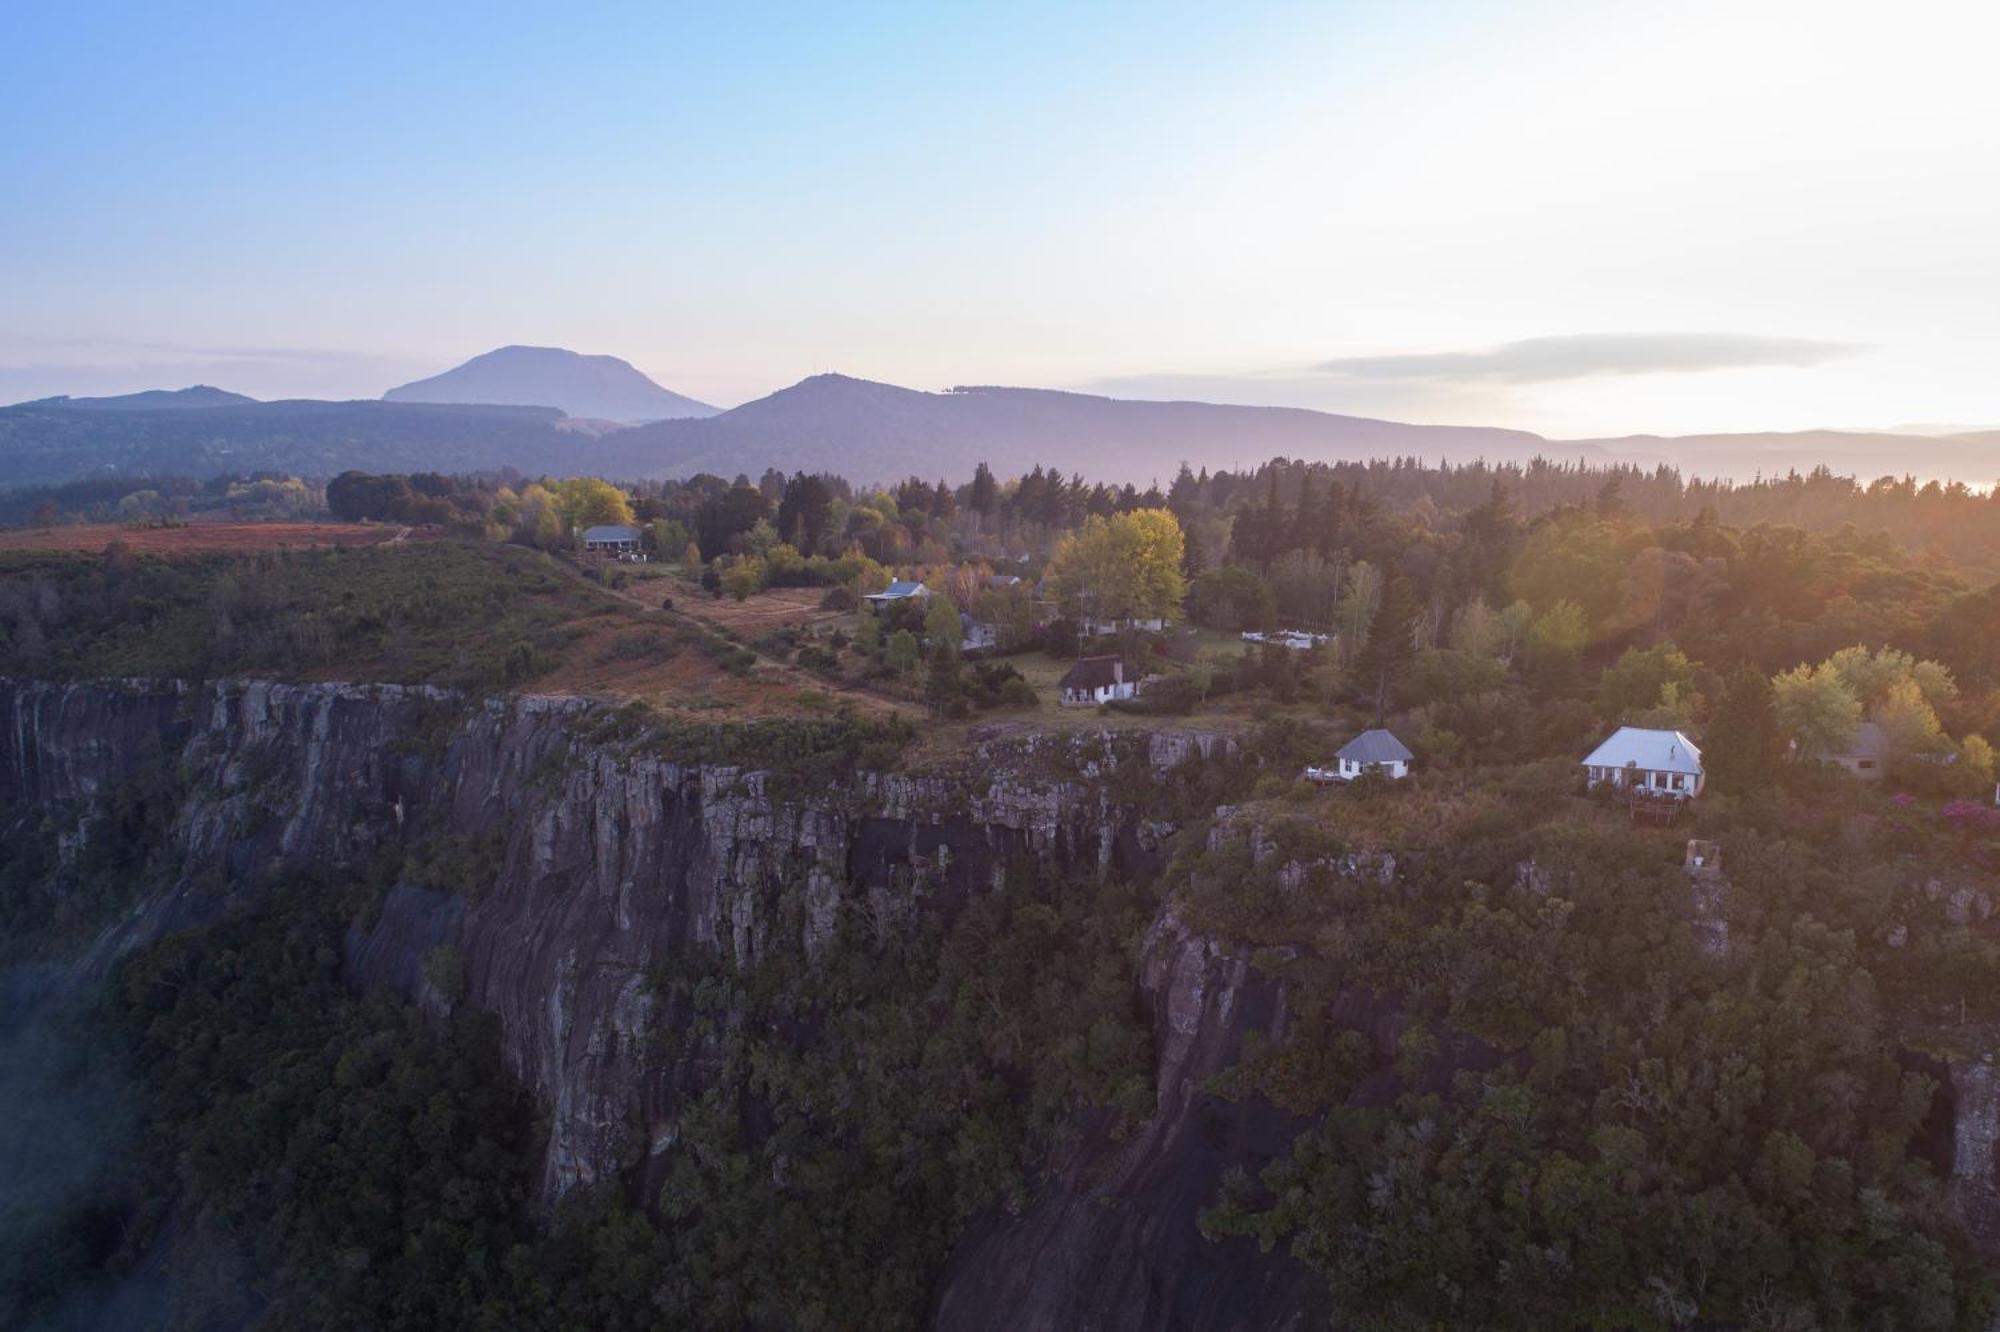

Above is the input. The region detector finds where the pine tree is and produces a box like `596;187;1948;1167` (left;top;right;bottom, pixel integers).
1290;471;1320;555
1167;462;1200;516
968;462;998;515
1356;573;1419;724
1181;523;1207;579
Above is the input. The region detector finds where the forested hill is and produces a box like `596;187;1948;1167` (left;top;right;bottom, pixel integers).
604;375;1559;483
11;385;256;411
0;398;583;487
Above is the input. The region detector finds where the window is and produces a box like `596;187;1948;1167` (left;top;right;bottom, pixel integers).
1857;759;1877;770
1670;773;1684;791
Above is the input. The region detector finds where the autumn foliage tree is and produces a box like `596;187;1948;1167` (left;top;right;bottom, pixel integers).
1046;508;1187;628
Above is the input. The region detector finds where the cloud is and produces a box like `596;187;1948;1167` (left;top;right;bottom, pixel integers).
1315;332;1862;383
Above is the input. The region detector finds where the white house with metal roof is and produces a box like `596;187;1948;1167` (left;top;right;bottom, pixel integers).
864;579;930;607
582;524;641;555
1581;726;1704;799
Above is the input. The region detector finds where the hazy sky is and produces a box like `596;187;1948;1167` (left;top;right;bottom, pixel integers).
4;0;1997;438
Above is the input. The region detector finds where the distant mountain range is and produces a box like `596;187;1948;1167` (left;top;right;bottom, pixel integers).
16;385;257;412
383;345;718;423
602;374;1560;483
2;358;1993;491
0;398;578;488
1583;429;2000;484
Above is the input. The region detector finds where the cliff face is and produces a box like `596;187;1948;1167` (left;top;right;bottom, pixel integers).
13;679;1998;1327
0;680;1250;1210
933;904;1332;1330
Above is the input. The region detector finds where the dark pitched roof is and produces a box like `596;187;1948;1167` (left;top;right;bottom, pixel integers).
1817;720;1887;761
1337;728;1413;763
1059;656;1124;691
582;524;640;543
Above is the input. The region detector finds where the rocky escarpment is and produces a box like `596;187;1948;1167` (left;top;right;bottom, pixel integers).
933;905;1333;1330
0;679;1237;1207
16;677;2000;1325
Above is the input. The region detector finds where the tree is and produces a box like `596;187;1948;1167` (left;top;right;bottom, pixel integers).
1826;645;1910;705
1874;677;1946;761
1495;600;1535;667
777;473;835;554
1449;598;1501;657
968;462;998;516
721;559;766;601
1188;566;1275;632
1526;600;1588;686
1231;471;1289;569
923;595;965;714
553;477;634;532
923;593;962;660
515;483;565;549
1956;734;1997;798
1336;562;1382;666
1181;523;1207;580
884;629;920;677
1124;508;1188;623
853;605;882;653
1598;644;1695;722
1509;518;1626;627
1706;666;1782;792
1046;509;1187;628
1355;573;1418;723
696;483;772;559
1772;662;1862;759
648;518;692;555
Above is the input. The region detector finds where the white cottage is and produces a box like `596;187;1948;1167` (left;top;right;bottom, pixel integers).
864;579;930;607
1058;655;1135;706
1308;729;1413;783
1581;726;1704;799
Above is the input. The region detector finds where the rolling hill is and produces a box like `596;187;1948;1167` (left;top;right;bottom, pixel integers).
10;385;257;411
384;345;717;422
0;398;580;488
593;374;1563;482
0;369;1992;491
1576;428;2000;485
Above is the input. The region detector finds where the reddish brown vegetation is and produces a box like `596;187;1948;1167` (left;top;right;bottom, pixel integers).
0;521;417;556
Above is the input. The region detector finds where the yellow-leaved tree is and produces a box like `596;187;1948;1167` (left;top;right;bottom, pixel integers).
1047;508;1186;628
551;477;634;533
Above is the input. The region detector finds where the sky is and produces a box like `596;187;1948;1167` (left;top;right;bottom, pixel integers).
3;0;1998;439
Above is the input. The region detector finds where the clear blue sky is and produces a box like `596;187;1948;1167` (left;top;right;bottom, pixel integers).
5;0;1997;436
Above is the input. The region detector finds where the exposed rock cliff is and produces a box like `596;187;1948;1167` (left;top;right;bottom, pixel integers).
0;679;1235;1207
933;905;1332;1330
15;678;1998;1325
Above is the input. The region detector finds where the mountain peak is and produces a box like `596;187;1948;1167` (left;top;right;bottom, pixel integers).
384;346;718;423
